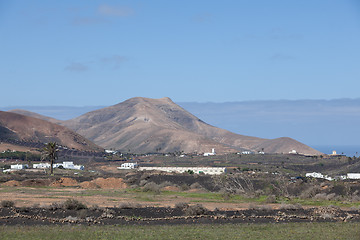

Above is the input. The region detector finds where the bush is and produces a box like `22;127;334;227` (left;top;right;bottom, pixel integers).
314;193;337;201
265;195;277;203
48;202;62;210
119;202;142;209
89;204;101;211
77;209;88;219
139;180;148;186
1;200;15;208
299;185;322;199
159;181;175;188
184;204;209;216
190;182;202;189
279;203;303;210
222;192;231;200
180;184;190;191
249;204;272;211
142;182;161;194
62;199;87;210
174;202;189;210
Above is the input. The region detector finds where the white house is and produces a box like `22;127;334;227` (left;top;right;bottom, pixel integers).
10;164;28;170
289;150;297;154
239;151;253;155
105;150;117;154
347;173;360;180
204;148;216;156
53;161;84;170
33;163;51;169
305;172;333;181
117;162;138;169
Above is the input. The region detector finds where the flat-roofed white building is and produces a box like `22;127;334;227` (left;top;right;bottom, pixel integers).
347;173;360;179
204;148;216;156
139;167;226;175
33;163;51;169
117;162;138;169
53;161;84;170
10;164;28;170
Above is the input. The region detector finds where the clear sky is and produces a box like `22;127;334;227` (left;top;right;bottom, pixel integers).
1;0;360;106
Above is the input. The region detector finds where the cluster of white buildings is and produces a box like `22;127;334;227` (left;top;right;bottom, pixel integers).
10;164;29;170
306;172;360;181
3;161;84;172
305;172;334;181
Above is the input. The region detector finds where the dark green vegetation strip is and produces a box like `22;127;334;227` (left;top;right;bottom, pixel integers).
0;222;359;240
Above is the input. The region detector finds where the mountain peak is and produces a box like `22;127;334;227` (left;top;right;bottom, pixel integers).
63;97;321;155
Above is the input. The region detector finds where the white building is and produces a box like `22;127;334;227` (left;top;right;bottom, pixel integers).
240;151;253;155
10;164;28;170
347;173;360;180
53;161;84;170
204;148;216;156
33;163;51;169
331;150;338;155
105;150;117;154
117;162;138;169
305;172;333;181
139;167;226;175
289;150;297;154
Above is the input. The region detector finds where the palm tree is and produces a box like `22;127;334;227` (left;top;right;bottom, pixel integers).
42;142;58;175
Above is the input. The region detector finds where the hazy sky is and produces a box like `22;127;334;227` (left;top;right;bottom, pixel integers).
1;0;360;106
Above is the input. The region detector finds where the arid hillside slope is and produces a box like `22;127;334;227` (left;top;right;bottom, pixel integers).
0;111;103;152
63;97;237;154
8;109;62;125
63;97;321;155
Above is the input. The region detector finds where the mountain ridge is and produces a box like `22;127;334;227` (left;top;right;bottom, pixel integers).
62;97;321;155
0;111;103;152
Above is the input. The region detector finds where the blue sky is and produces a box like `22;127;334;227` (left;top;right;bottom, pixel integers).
1;0;360;106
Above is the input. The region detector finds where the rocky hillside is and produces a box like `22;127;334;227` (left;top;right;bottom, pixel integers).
63;97;321;155
0;111;103;152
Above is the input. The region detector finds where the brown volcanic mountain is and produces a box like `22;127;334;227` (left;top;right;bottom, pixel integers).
0;111;103;152
63;97;321;155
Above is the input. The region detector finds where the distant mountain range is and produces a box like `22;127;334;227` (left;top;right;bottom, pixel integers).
7;97;321;155
3;98;359;148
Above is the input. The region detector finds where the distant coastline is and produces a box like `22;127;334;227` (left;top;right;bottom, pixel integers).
312;145;360;157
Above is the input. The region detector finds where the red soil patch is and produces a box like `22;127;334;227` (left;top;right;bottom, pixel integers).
21;179;52;187
79;177;127;189
162;186;180;191
79;181;99;189
2;180;21;187
50;177;78;187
